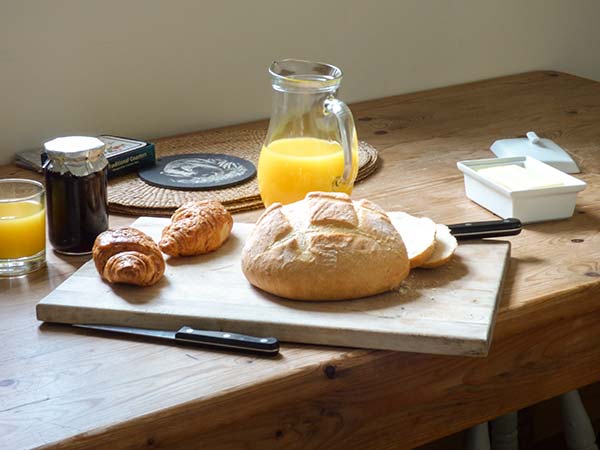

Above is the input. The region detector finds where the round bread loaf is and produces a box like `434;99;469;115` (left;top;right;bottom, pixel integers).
241;192;410;301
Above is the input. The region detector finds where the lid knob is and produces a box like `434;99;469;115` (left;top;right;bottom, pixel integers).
526;131;541;145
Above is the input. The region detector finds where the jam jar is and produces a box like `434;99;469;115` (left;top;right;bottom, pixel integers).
43;136;109;255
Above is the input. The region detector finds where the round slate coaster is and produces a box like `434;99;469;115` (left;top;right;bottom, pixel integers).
138;153;256;190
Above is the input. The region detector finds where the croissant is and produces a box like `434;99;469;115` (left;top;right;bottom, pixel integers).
92;227;165;286
159;200;233;257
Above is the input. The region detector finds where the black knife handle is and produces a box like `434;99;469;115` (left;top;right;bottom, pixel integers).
447;218;522;240
175;327;280;354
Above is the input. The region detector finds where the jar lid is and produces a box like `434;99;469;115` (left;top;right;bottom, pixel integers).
44;136;105;159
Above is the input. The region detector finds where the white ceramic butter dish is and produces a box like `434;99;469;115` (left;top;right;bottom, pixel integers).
457;156;586;223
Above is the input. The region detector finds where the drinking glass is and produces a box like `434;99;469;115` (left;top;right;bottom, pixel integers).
0;179;46;276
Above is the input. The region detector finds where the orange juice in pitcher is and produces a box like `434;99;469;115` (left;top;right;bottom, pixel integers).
258;59;359;207
258;137;358;206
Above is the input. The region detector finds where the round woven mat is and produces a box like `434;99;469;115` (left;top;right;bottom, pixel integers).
108;129;379;216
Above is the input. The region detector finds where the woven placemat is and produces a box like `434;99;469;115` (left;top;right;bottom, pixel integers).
108;129;379;217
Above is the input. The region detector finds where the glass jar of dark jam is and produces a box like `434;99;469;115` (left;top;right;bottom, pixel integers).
43;136;109;255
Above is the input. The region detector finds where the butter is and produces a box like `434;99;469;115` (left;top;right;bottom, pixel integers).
478;164;564;191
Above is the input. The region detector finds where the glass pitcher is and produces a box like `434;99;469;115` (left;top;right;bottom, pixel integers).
258;59;359;207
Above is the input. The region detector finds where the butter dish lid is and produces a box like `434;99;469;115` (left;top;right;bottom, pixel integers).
490;131;580;174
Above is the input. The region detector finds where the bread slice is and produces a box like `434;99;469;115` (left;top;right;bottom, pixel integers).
388;212;437;268
420;223;458;268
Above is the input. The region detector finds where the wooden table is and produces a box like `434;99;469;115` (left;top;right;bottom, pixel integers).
1;71;599;450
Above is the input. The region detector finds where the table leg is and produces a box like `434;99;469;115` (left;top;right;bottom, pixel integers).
466;422;491;450
490;411;519;450
560;390;598;450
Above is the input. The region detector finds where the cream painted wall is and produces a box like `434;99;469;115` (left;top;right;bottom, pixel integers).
2;0;600;164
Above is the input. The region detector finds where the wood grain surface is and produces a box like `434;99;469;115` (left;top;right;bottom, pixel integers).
36;216;509;356
1;71;600;450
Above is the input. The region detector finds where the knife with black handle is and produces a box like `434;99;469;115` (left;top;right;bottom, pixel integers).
447;218;522;240
74;324;280;355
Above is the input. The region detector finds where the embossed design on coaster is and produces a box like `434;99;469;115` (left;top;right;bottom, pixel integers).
139;153;256;190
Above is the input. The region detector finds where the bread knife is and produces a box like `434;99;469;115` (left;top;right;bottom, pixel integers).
447;218;522;240
73;324;280;355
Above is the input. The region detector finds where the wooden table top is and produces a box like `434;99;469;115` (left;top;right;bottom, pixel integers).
1;71;599;450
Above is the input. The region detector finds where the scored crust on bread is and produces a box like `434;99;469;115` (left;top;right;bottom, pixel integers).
388;211;437;268
420;223;458;268
241;192;410;301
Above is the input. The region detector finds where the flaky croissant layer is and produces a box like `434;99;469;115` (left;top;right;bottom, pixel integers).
93;228;165;286
103;251;162;286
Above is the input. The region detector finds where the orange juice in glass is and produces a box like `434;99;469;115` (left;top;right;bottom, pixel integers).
258;59;359;207
0;179;46;276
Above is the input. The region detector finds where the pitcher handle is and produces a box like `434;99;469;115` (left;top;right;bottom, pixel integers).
324;97;356;189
